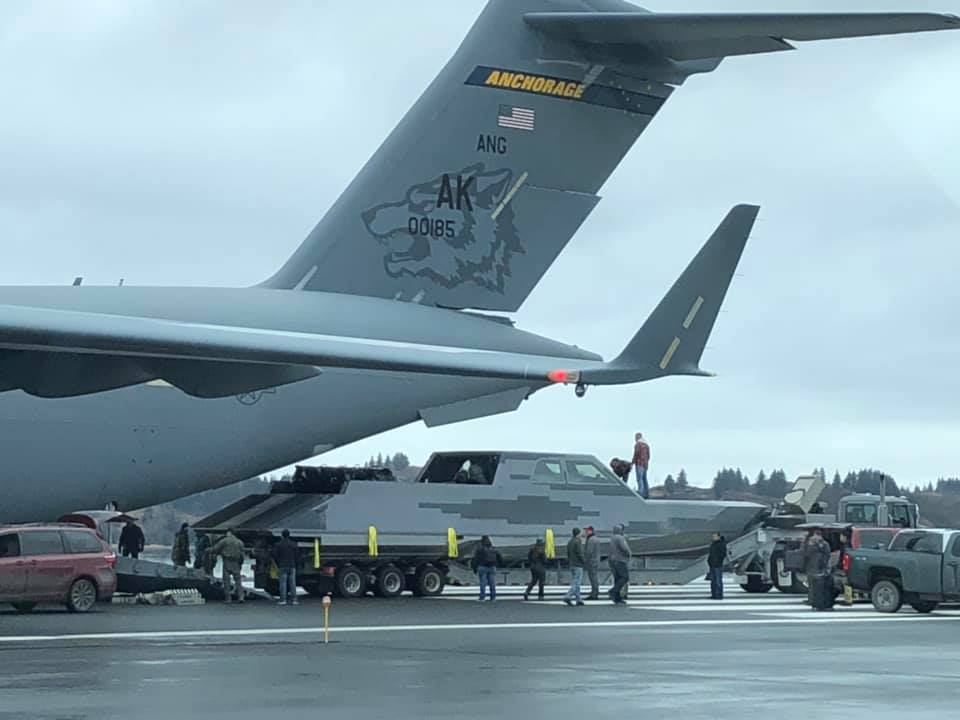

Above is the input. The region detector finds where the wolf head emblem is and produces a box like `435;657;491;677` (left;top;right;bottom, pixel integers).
361;163;524;292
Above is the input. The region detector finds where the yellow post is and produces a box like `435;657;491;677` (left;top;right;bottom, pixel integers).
447;528;459;558
843;583;854;606
322;595;331;644
313;538;321;569
368;526;379;558
545;529;556;560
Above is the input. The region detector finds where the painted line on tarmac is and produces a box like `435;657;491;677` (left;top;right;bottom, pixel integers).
2;614;959;644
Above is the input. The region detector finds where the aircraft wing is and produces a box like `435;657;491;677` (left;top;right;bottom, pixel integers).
0;204;758;398
524;12;960;60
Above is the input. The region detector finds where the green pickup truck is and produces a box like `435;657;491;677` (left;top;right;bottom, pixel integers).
846;529;960;613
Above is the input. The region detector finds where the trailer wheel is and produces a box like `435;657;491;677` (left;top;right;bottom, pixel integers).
871;579;903;613
413;565;445;597
374;565;405;598
335;565;368;598
739;575;773;593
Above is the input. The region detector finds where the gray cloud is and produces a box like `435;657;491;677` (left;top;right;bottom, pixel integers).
1;1;958;489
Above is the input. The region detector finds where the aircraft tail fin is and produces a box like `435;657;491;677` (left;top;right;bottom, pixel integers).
262;1;955;312
579;205;758;386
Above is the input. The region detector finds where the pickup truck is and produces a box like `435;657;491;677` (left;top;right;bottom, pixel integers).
846;529;960;613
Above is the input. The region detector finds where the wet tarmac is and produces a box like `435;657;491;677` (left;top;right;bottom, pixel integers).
2;581;958;720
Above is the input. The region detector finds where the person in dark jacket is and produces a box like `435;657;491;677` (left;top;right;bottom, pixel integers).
583;526;602;600
608;524;632;605
803;529;832;607
524;538;547;601
707;532;727;600
171;523;191;567
564;528;585;606
271;529;300;606
118;518;145;559
471;535;502;602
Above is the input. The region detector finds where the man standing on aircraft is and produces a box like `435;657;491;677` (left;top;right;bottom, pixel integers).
632;433;651;499
118;518;145;560
211;529;247;604
564;528;585;607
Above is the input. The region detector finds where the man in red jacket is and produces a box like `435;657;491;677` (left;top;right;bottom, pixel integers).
632;433;650;499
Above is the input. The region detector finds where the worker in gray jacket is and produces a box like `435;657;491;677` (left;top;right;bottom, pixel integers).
608;524;632;605
583;525;602;600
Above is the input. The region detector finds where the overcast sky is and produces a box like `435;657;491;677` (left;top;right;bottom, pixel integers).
1;1;958;490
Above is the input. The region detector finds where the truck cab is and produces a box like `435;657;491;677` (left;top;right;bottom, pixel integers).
837;494;918;529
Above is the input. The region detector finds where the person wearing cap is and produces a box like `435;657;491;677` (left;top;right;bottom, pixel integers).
583;525;602;600
524;538;547;601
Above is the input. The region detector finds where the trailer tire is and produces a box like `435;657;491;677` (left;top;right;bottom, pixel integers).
413;565;445;597
374;565;405;598
335;565;368;598
740;575;773;593
871;579;903;613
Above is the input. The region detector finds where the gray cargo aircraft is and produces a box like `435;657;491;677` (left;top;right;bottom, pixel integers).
1;2;957;521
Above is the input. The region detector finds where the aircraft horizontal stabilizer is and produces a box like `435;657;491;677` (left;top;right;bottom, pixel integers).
0;206;756;397
524;12;960;61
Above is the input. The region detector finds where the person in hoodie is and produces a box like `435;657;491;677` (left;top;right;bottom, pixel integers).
608;524;632;605
708;532;728;600
271;529;300;606
471;535;503;602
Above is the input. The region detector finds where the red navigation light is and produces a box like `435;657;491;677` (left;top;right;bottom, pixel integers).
547;370;580;384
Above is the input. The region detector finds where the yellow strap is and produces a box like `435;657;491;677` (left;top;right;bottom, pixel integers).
268;560;278;580
545;529;556;559
447;528;459;558
368;526;379;558
314;538;321;569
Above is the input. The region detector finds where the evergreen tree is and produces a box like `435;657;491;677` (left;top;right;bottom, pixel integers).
375;453;384;467
677;469;689;490
832;471;842;489
754;470;769;496
925;482;935;493
664;474;676;496
768;469;789;498
392;452;411;472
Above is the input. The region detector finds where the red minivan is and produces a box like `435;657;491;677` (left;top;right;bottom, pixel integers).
0;524;117;613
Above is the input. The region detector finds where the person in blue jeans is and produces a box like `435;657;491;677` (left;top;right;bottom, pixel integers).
471;535;503;602
707;532;727;600
271;529;300;606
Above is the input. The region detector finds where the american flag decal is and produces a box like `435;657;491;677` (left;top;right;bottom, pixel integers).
497;104;535;131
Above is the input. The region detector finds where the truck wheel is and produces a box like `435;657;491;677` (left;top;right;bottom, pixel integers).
374;565;405;598
740;576;773;594
12;602;36;614
413;565;445;597
871;579;903;613
66;578;98;613
335;565;367;598
910;601;938;614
